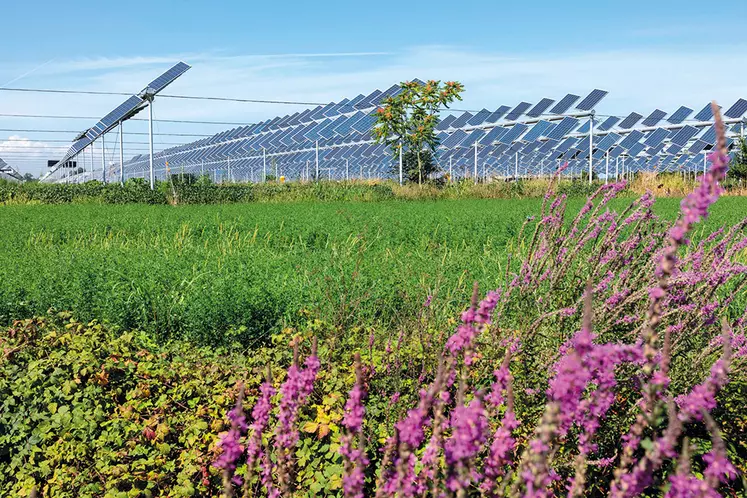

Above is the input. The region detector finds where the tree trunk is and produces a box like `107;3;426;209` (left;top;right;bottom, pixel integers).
417;149;422;185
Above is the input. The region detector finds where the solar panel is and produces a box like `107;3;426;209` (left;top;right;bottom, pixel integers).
436;114;457;130
619;130;644;149
667;106;693;124
499;123;529;143
441;130;469;148
450;112;474;129
505;102;532;121
725;98;747;118
546;117;580;140
467;109;491;126
550;94;580;114
478;126;508;145
522;141;542;154
628;142;645;157
666;144;683;155
98;95;144;129
523;121;555;142
643;128;669;147
694;103;717;122
700;125;717;144
618;112;643;129
486;106;511;123
647;143;666;156
461;129;486;147
594;132;621;152
142;62;191;94
670;125;700;146
576;89;608;111
526;98;555;117
688;140;709;154
641;109;667;127
597;116;620;131
538;139;559;153
555;137;577;153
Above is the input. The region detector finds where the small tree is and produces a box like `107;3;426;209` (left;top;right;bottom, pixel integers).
729;137;747;180
390;148;437;183
373;80;464;184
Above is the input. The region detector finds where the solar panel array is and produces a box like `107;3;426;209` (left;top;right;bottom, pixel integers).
0;158;23;182
48;82;747;184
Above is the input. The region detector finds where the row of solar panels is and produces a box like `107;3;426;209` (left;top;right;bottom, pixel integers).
0;158;23;182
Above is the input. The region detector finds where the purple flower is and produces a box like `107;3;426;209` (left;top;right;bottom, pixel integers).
444;397;488;492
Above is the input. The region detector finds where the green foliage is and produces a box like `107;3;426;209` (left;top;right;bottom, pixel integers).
374;79;464;184
729;137;747;181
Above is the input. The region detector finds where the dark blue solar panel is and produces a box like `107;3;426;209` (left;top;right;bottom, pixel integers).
576;89;608;111
549;94;580;114
688;140;708;154
498;124;529;143
700;125;717;144
357;89;383;109
350;114;376;133
538;139;559;153
505;102;532;121
461;129;486;147
508;141;523;153
667;106;693;124
595;132;621;152
670;125;700;146
555;137;577;153
450;112;474;129
618;112;643;129
647;143;666;156
628;142;645;157
546;117;580;140
597;116;620;131
144;62;191;94
643;128;669;147
523;121;555;142
522;141;542;154
486;106;511;123
694;104;716;122
436;114;457;130
526;98;555;117
641;109;667;127
98;95;144;130
725;98;747;118
441;130;468;148
619;130;644;149
333;112;365;135
478;126;509;145
666;144;683;155
316;119;340;139
608;146;624;158
467;109;491;126
346;94;367;109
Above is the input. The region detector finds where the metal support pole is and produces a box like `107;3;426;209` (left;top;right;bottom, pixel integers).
703;154;707;176
605;150;609;184
398;142;403;185
315;141;319;180
101;134;106;184
346;159;349;181
90;141;94;174
119;122;124;185
514;152;518;180
148;99;155;189
201;160;204;177
359;161;363;179
473;142;478;184
588;113;594;184
263;148;267;182
615;157;619;180
449;156;453;181
227;156;231;182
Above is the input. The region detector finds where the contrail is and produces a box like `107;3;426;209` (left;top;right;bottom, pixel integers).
1;58;56;88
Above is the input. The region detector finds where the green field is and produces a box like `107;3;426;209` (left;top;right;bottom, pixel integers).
2;197;746;345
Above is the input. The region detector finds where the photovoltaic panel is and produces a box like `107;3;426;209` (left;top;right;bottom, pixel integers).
608;146;624;158
98;95;144;130
576;89;608;111
594;132;621;152
555;137;577;153
526;98;555;117
441;130;468;148
467;109;491;126
351;114;376;133
618;130;644;149
549;94;580;114
486;106;511;123
436;114;457;130
700;125;717;144
666;144;683;155
724;98;747;118
628;142;645;157
546;117;580;140
450;112;474;129
618;112;643;129
641;109;667;127
143;62;191;94
670;125;699;146
478;126;509;145
498;123;529;143
688;140;708;154
694;103;718;122
505;102;532;121
523;121;555;142
647;143;666;156
538;139;559;153
667;106;693;124
643;128;669;147
461;129;486;147
597;116;620;131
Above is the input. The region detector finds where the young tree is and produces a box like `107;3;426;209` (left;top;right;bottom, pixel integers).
729;137;747;180
373;80;464;184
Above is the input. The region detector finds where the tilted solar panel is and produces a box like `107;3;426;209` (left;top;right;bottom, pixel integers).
478;126;509;146
694;103;718;122
618;130;645;149
526;98;555;117
670;125;700;146
499;124;529;144
546;117;580;140
597;116;620;131
618;112;643;129
143;62;191;94
550;94;580;114
467;109;491;126
450;112;474;129
643;128;669;147
461;129;486;147
576;89;608;111
725;98;747;118
505;102;532;121
667;106;693;124
641;109;667;127
486;106;511;123
441;129;469;148
688;140;708;154
700;125;717;144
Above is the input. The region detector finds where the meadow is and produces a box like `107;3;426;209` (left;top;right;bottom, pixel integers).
2;197;747;346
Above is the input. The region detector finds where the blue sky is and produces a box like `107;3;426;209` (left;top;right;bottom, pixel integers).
2;0;746;174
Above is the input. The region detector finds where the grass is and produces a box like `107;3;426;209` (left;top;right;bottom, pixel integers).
2;196;746;345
